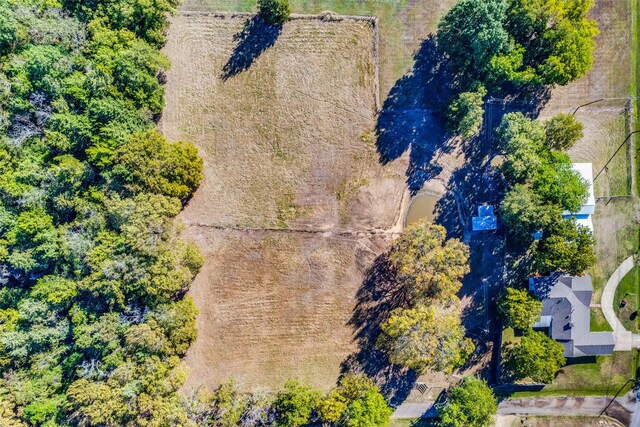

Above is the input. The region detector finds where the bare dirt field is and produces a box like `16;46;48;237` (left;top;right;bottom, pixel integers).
180;226;392;389
160;14;408;391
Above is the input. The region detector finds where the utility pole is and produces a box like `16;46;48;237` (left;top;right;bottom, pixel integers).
594;130;640;181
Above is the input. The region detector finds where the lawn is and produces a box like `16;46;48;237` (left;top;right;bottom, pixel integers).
505;351;637;398
614;266;639;333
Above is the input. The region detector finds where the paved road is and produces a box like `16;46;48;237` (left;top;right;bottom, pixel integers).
392;393;637;420
601;255;640;351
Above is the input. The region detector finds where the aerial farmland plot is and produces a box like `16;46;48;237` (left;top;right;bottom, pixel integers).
160;12;409;390
164;0;639;405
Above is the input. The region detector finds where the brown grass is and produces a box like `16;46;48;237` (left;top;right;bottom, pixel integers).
161;15;407;391
160;14;405;232
180;227;392;390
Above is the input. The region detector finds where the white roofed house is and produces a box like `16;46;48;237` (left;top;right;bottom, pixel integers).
562;163;596;233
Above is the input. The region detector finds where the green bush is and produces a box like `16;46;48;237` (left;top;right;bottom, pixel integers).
258;0;291;25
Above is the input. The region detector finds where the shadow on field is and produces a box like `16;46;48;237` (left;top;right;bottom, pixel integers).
221;16;282;81
342;254;418;405
375;36;455;195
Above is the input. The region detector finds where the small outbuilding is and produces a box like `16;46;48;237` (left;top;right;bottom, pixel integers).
563;163;596;232
472;205;497;231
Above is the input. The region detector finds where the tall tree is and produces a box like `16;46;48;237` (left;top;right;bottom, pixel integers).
438;377;498;427
318;375;391;427
534;218;596;275
437;0;509;82
508;330;566;383
497;287;542;330
545;113;584;150
446;86;487;140
377;304;474;374
389;220;469;303
273;380;320;427
257;0;291;25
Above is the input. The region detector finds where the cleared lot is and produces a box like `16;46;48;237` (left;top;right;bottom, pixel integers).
161;14;406;390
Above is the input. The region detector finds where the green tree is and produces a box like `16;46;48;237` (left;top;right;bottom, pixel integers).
273;379;320;427
505;0;599;86
497;287;542;330
438;377;497;427
377;305;474;374
508;330;566;383
0;3;17;54
499;184;561;243
534;218;596;275
437;0;509;81
318;375;391;427
112;130;203;200
545;113;584;150
258;0;291;26
446;86;487;140
389;220;469;303
530;151;588;213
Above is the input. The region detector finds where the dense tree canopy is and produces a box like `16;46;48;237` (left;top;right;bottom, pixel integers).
377;304;474;374
437;0;509;81
0;0;207;424
438;377;498;427
273;380;321;427
438;0;598;91
497;287;541;330
446;86;487;140
318;375;391;427
389;220;469;303
508;330;566;383
497;113;589;250
534;218;596;275
544;113;584;150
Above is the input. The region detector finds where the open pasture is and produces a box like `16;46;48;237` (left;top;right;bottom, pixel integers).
161;13;409;391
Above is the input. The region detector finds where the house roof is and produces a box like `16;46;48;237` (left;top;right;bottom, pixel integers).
472;205;497;231
529;274;615;357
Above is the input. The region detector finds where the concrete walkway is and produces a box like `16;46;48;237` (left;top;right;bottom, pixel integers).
601;255;640;350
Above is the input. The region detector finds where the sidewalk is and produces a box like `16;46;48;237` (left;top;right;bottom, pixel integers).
601;255;639;350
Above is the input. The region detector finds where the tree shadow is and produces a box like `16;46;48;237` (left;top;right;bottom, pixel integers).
341;254;418;405
375;35;455;195
221;16;282;81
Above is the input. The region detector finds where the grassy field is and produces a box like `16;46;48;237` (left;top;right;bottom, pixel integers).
179;0;458;98
615;266;639;333
163;0;640;397
160;14;404;231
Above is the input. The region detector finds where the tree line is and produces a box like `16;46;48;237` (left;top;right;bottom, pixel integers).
0;0;205;424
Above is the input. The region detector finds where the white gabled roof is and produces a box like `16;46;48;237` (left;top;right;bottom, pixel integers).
564;163;595;216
